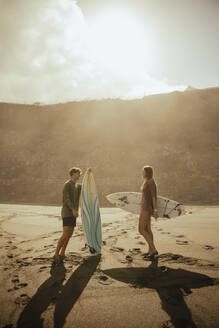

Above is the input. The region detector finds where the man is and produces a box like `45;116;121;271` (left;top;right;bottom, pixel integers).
53;167;82;264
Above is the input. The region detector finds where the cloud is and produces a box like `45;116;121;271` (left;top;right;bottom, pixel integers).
0;0;186;104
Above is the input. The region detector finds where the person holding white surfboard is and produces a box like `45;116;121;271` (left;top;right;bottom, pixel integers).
139;165;158;259
53;167;82;265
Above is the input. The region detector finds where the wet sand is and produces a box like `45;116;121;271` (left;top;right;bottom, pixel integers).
0;204;219;328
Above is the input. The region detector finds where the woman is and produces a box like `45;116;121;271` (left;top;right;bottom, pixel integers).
139;165;158;258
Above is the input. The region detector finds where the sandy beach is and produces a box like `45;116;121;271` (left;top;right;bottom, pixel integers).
0;204;219;328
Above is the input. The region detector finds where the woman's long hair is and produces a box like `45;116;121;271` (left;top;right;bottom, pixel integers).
141;165;154;190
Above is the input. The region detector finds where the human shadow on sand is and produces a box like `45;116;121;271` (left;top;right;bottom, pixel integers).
103;260;219;328
16;255;100;328
53;254;100;328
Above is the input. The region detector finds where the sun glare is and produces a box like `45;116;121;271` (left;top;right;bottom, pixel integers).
89;10;154;74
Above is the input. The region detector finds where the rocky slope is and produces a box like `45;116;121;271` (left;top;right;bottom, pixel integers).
0;87;219;206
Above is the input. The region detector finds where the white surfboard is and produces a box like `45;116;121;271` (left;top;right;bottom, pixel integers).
106;192;185;218
80;169;102;254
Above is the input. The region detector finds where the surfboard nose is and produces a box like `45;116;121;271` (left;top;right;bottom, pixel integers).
106;193;114;202
106;193;126;207
106;193;121;205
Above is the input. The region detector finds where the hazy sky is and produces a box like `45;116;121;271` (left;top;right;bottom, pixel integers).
0;0;218;103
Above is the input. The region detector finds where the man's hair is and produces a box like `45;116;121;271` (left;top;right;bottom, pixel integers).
69;167;82;176
143;165;153;179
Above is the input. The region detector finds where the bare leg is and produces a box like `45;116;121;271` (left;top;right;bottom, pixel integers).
144;221;154;253
60;227;74;256
55;226;74;258
146;218;154;243
138;211;156;254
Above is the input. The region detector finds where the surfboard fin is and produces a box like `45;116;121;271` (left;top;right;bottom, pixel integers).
85;243;96;254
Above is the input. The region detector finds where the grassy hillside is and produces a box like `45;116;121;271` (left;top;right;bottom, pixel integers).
0;87;219;206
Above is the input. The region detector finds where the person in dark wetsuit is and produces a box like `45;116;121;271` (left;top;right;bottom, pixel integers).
139;165;158;258
53;167;82;264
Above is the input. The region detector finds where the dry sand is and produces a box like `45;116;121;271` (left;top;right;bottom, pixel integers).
0;204;219;328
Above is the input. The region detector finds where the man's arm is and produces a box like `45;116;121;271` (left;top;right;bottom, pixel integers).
63;183;78;217
76;184;82;211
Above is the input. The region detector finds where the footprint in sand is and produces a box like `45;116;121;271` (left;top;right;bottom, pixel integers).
159;266;169;272
181;287;192;296
142;256;151;262
125;255;133;262
183;258;198;265
130;248;141;255
19;261;31;267
110;247;124;252
18;283;28;288
159;253;200;266
33;256;50;261
12;278;19;283
159;253;179;261
138;241;146;245
175;235;185;238
11;276;28;289
176;240;189;245
15;294;31;306
161;232;170;234
203;245;214;250
120;259;128;264
162;320;174;328
72;260;82;265
97;275;113;285
68;265;74;269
